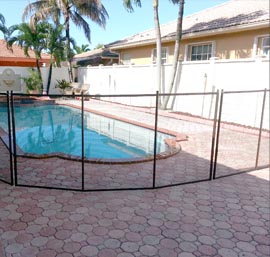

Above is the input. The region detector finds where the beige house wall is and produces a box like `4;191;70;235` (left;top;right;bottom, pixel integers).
117;28;269;64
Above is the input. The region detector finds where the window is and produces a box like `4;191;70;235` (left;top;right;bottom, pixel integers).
262;36;270;56
152;47;168;64
122;53;131;65
190;43;212;61
254;35;270;57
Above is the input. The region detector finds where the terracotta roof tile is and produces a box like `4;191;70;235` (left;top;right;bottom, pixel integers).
0;39;50;59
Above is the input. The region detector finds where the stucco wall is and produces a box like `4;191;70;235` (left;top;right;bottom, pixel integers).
117;28;269;64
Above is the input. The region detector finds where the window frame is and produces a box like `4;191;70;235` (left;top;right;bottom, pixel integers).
184;41;215;62
261;36;270;56
122;53;132;65
151;47;169;64
253;35;270;57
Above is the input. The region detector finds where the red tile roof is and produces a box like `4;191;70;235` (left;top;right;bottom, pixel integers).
0;39;50;59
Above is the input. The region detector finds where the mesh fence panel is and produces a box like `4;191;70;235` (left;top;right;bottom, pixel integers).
82;95;155;190
215;91;266;178
6;90;267;191
257;91;270;168
0;93;12;184
155;93;217;186
14;95;82;190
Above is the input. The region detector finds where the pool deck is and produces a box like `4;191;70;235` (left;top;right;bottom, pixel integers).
0;169;269;257
0;98;269;256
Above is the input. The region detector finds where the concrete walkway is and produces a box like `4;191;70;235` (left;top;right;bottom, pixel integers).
0;169;269;257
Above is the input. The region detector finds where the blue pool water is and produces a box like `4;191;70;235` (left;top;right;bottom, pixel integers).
0;105;172;159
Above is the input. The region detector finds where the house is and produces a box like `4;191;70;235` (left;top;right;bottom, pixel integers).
72;48;119;67
105;0;269;65
0;39;51;67
77;0;269;114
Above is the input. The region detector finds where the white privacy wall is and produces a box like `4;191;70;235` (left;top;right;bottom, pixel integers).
78;57;269;128
78;58;269;95
0;58;268;129
0;66;69;94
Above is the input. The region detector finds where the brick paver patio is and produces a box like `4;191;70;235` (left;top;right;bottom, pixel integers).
0;98;269;256
0;169;269;257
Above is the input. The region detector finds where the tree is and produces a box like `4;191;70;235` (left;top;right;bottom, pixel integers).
8;22;47;91
153;0;162;104
23;0;108;82
45;23;66;94
162;0;185;109
94;43;104;50
0;13;14;40
122;0;162;105
0;13;7;38
74;44;91;54
122;0;142;12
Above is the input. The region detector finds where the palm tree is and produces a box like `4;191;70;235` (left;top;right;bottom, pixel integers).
122;0;142;12
153;0;162;104
74;44;91;54
94;43;104;50
0;13;14;40
0;13;7;38
45;23;66;94
8;22;47;91
122;0;162;103
23;0;108;82
162;0;185;109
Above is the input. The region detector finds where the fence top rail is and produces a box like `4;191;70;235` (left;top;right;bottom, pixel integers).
0;92;8;96
11;91;219;98
160;92;218;97
224;89;270;94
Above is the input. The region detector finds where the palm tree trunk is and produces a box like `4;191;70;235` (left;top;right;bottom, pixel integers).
64;13;73;82
153;0;162;105
162;0;184;109
35;58;43;92
46;63;53;94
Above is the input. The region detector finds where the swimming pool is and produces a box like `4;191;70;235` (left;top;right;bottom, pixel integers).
0;104;177;162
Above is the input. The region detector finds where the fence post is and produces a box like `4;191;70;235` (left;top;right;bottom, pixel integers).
209;90;219;180
10;91;18;185
152;91;159;188
81;93;85;191
6;91;14;185
213;89;224;179
255;89;267;168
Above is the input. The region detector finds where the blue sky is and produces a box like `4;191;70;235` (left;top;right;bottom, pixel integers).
0;0;228;49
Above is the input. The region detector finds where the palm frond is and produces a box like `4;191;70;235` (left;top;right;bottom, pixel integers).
123;0;142;13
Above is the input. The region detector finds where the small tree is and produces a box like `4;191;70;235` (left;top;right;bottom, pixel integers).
74;44;91;54
45;23;66;94
8;22;47;91
94;43;104;50
22;68;42;93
